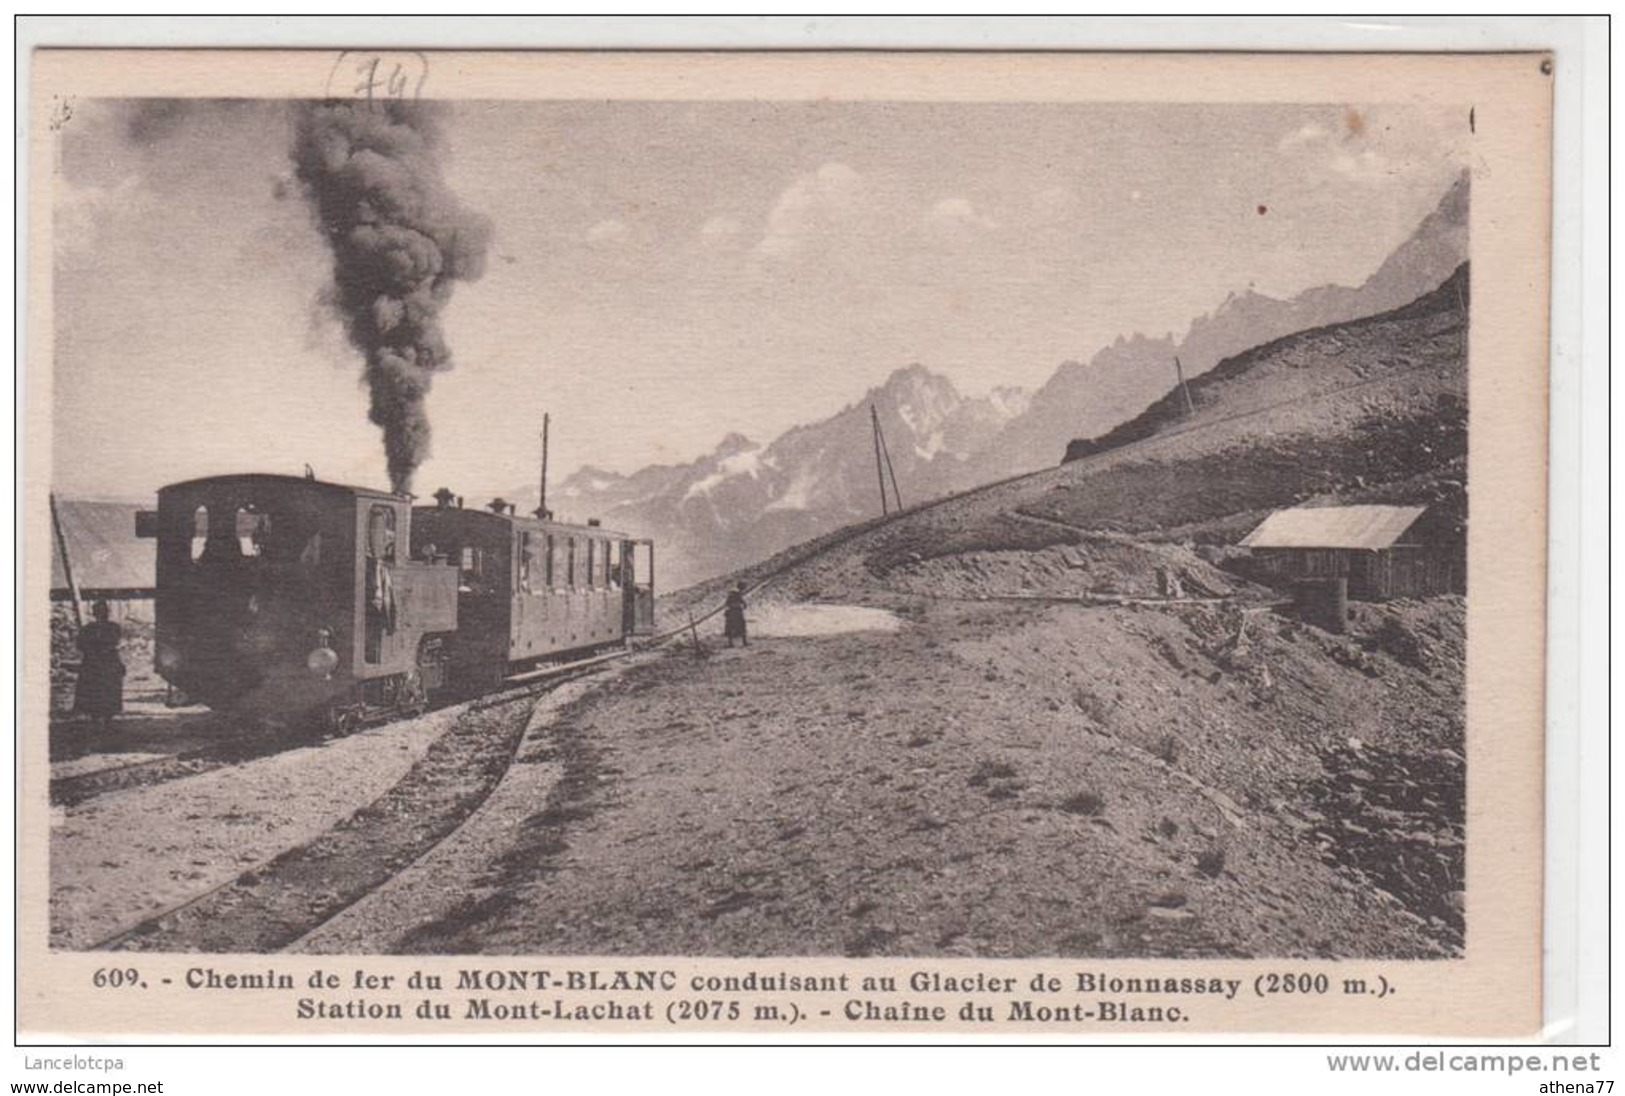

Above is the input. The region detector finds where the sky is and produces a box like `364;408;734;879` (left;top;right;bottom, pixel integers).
49;98;1468;500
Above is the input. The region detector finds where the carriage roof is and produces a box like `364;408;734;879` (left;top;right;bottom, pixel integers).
158;473;403;502
412;503;632;542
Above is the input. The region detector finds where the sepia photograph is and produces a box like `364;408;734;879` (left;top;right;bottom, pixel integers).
20;44;1555;1040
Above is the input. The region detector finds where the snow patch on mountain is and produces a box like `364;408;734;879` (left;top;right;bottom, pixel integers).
683;443;767;500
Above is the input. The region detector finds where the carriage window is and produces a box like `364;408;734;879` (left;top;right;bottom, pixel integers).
604;541;616;588
300;532;322;567
367;505;397;562
545;534;556;587
585;538;595;587
189;506;209;561
566;537;577;588
458;546;485;591
520;532;539;594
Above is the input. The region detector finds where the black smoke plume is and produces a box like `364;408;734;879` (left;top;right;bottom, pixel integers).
293;101;490;494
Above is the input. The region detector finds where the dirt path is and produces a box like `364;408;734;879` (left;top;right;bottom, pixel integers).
384;599;1452;959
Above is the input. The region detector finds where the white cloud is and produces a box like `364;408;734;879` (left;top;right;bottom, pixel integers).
1278;122;1330;150
585;218;630;245
925;196;998;234
755;162;863;257
1032;184;1081;223
1277;110;1468;187
1329;148;1391;182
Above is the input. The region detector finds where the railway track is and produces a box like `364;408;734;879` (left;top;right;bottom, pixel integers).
93;662;608;953
50;644;644;810
52;728;316;808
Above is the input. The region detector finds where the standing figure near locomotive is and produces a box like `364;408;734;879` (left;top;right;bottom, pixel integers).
723;583;748;648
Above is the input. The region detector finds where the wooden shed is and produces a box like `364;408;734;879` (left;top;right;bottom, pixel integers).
1239;504;1457;600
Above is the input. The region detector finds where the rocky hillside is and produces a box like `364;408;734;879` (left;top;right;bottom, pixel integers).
1065;264;1468;467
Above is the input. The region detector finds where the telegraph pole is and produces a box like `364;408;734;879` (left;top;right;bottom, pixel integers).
868;404;904;515
534;413;551;519
50;493;84;628
879;418;902;512
870;404;890;515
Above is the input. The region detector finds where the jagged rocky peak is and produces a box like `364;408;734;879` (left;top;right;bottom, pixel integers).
712;431;759;457
984;385;1031;419
886;362;938;384
557;464;626;498
873;363;958;408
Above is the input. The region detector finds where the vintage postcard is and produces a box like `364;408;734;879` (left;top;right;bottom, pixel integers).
21;49;1551;1038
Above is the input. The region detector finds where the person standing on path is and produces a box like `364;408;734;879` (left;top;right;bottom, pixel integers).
723;583;749;648
73;599;125;729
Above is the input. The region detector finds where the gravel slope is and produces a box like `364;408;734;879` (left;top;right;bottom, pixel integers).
383;596;1460;959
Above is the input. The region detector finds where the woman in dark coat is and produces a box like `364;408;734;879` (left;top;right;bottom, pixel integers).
723;583;748;648
74;600;125;726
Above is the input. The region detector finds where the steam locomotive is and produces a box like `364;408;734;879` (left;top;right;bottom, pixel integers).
138;473;655;730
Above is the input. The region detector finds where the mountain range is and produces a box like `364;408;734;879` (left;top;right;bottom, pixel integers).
513;171;1469;589
534;370;1030;587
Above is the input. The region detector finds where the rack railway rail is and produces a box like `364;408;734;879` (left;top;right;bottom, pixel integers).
91;663;607;953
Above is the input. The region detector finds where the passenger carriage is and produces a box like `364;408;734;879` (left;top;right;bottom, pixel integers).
412;496;654;691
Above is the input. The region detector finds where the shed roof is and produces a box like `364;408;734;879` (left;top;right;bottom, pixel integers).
1240;505;1427;550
